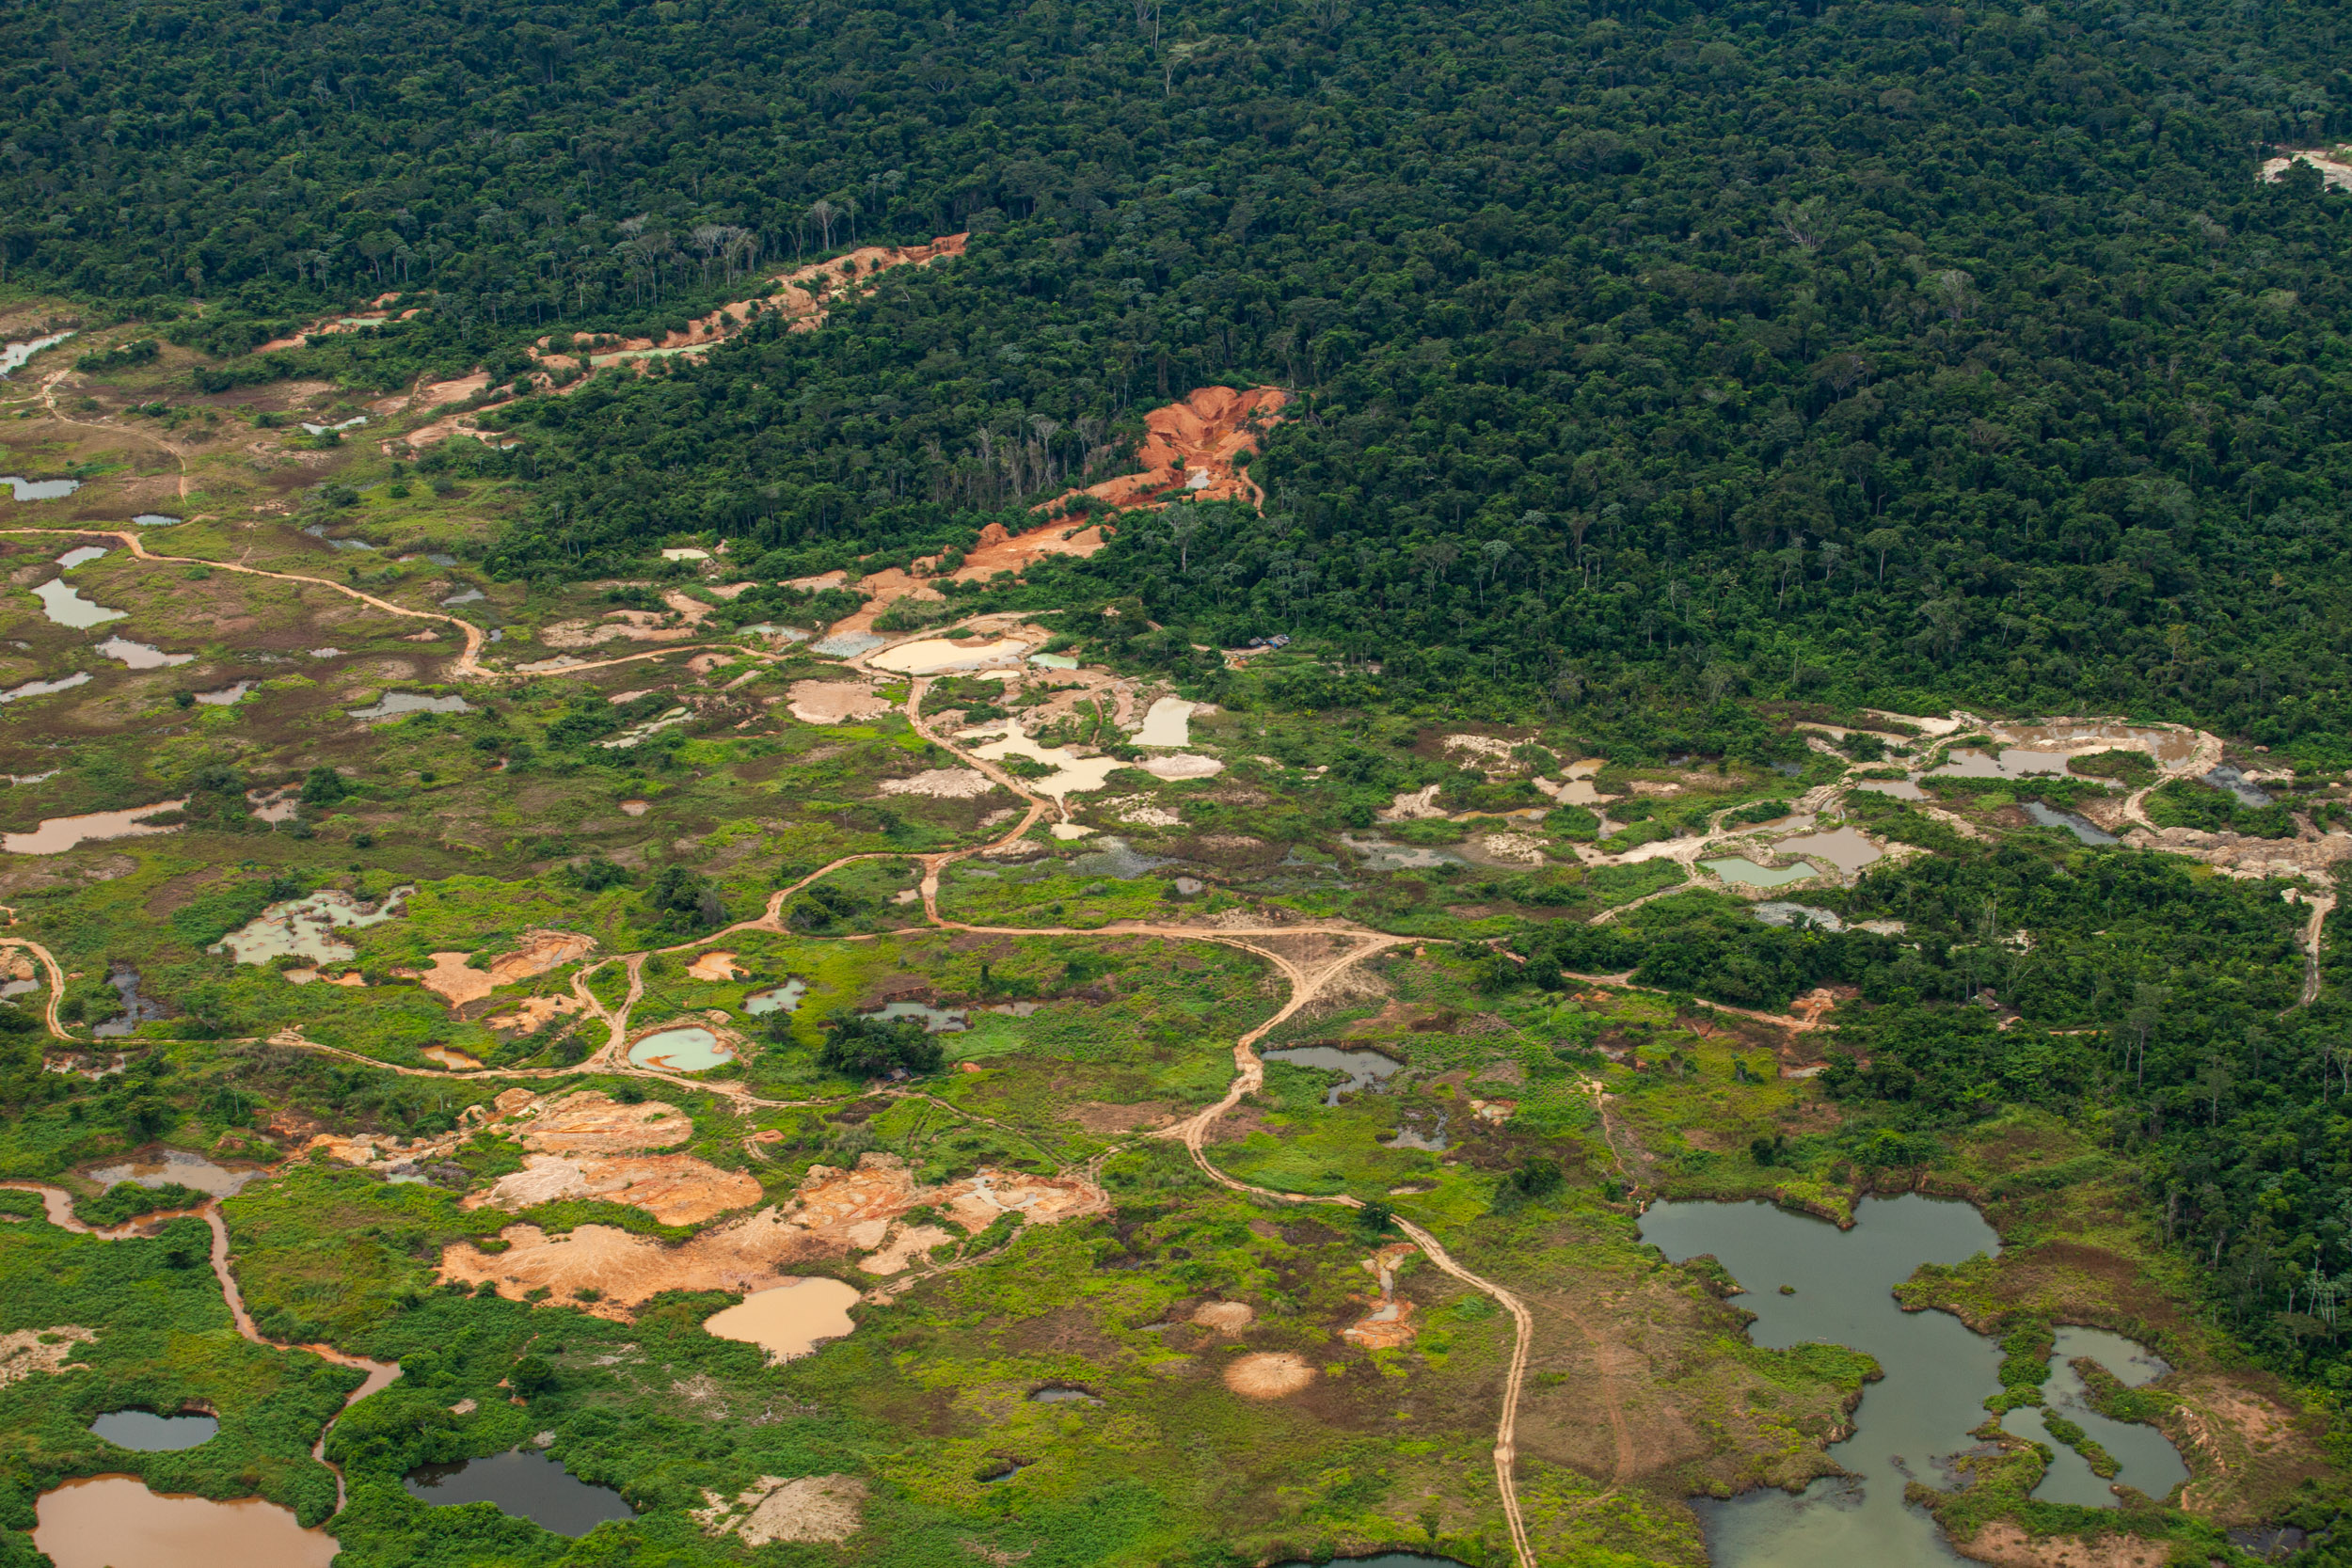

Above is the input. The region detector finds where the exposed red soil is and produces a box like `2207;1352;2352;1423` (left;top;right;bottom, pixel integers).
1038;385;1289;515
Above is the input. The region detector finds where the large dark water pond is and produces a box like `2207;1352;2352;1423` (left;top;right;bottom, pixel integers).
1640;1196;2186;1564
1641;1196;2001;1565
404;1449;635;1536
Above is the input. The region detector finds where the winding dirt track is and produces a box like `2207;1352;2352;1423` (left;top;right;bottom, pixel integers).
0;931;71;1038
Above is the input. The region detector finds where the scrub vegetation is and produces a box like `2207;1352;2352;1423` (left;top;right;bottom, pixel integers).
3;0;2352;1559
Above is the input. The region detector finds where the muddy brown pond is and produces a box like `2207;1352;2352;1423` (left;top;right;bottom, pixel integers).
34;1474;338;1568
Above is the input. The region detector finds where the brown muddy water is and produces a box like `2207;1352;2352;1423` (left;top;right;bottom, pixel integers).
3;800;187;855
703;1276;861;1362
86;1147;263;1196
33;1475;338;1568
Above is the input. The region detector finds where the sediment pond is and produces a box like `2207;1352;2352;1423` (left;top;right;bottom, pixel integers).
4;800;186;855
210;885;412;965
1703;857;1816;889
31;578;128;628
1639;1196;2004;1566
403;1449;635;1536
627;1025;736;1070
2;475;82;500
743;979;808;1015
702;1276;862;1361
87;1146;264;1196
0;672;91;705
33;1474;338;1568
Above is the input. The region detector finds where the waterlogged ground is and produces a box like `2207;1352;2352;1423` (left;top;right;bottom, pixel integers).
0;427;2341;1564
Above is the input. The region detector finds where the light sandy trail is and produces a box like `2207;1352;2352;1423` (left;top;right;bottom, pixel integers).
36;369;195;499
0;933;72;1038
2301;892;2333;1006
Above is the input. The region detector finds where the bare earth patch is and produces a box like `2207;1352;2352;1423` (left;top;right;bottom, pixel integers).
470;1152;763;1226
686;951;743;982
786;680;892;725
399;931;596;1006
693;1474;867;1546
518;1090;693;1154
878;768;995;799
1223;1351;1315;1399
1190;1300;1255;1335
0;1325;96;1387
439;1152;1104;1314
1959;1522;2172;1568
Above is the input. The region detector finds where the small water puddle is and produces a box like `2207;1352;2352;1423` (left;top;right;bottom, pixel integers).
210;885;412;965
1028;1385;1103;1405
2025;801;2116;846
132;513;183;527
90;962;167;1037
0;331;75;375
1261;1045;1403;1105
864;1000;968;1033
3;475;83;501
31;578;128;628
627;1025;737;1070
90;1408;219;1450
0;672;91;705
1382;1111;1449;1150
86;1147;265;1196
2004;1327;2187;1506
1854;777;1927;800
96;636;194;670
2201;763;2273;808
300;524;375;552
194;681;253;705
403;1449;634;1536
1071;834;1169;880
744;979;808;1016
4;800;186;855
703;1275;862;1361
1641;1196;2001;1566
34;1475;337;1568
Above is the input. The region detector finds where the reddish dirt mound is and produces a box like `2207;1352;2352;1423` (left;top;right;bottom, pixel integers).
470;1151;761;1227
1042;385;1289;515
519;1090;693;1154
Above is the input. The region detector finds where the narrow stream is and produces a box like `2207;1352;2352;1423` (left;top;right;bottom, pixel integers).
1639;1196;2001;1566
0;1176;401;1515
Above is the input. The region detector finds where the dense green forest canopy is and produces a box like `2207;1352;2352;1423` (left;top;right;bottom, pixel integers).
11;0;2352;740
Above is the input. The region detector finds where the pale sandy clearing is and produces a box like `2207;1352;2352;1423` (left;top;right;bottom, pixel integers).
787;680;892;725
877;768;994;799
867;636;1031;674
472;1151;762;1227
399;930;595;1006
1191;1300;1255;1335
0;1325;95;1387
1224;1351;1315;1399
686;951;743;982
693;1474;867;1547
